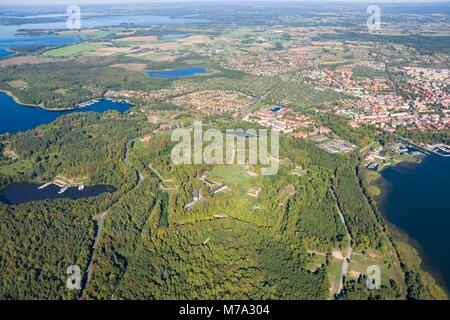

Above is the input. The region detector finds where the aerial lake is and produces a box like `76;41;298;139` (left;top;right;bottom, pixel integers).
0;92;132;135
0;10;207;52
0;182;116;205
375;154;450;292
0;48;14;58
146;67;209;79
0;35;81;53
161;33;188;39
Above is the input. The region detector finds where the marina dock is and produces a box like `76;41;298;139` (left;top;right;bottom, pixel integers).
38;182;53;190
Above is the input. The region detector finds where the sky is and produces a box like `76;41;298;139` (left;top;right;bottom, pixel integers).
1;0;449;6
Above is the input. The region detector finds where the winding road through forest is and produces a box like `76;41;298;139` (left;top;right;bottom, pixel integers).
83;137;145;293
330;174;353;298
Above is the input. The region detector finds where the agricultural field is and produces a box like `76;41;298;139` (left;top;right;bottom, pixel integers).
319;48;358;67
42;43;107;57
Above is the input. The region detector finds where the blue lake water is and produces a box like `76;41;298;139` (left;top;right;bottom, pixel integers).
0;35;80;52
146;67;209;79
0;48;14;58
0;182;116;205
0;92;132;135
375;154;450;292
161;33;188;39
0;14;207;39
0;11;207;51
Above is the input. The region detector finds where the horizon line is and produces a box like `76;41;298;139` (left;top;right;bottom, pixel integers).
2;0;450;7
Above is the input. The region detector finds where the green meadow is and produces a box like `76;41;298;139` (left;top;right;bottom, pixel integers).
42;43;106;57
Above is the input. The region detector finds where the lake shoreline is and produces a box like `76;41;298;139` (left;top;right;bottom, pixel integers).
0;181;116;205
0;89;81;111
377;156;423;173
0;48;15;59
369;156;449;299
0;89;107;112
0;89;44;109
0;92;132;135
3;48;15;54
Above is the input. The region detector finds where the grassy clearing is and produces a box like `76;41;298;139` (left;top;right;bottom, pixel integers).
210;165;255;191
348;251;397;287
327;255;343;299
133;140;147;151
368;185;381;197
0;160;33;177
277;184;295;206
42;43;106;57
306;253;327;272
319;49;357;67
7;80;27;89
207;165;279;227
365;170;381;184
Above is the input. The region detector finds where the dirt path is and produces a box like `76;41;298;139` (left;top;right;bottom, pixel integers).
148;164;174;182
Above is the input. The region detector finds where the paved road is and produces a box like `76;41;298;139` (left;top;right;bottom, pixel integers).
124;138;138;165
85;211;107;286
337;242;352;296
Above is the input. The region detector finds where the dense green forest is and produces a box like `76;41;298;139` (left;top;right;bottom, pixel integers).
0;200;95;299
1;1;448;301
83;127;346;299
333;161;384;250
0;57;195;109
1;74;441;299
0;43;442;301
0;112;415;299
0;110;151;189
0;110;155;299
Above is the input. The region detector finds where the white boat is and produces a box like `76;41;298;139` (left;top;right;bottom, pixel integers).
58;187;68;194
38;182;52;190
78;185;84;191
